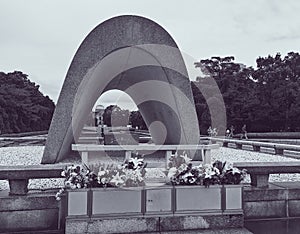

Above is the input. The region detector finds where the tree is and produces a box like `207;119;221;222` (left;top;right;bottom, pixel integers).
129;110;147;130
102;105;130;127
193;56;255;133
252;52;300;131
0;71;55;133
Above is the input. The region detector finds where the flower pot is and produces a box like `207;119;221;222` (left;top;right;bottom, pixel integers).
91;187;143;216
174;185;222;213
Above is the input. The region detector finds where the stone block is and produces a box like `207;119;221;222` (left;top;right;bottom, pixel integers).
66;217;159;234
250;174;269;188
65;218;88;234
245;219;287;234
225;185;242;210
243;201;286;219
9;179;28;195
160;214;243;231
145;186;172;214
160;216;184;231
0;193;58;211
92;188;142;215
67;190;88;216
175;186;222;212
288;200;300;217
0;209;58;232
243;186;286;202
204;214;244;229
288;188;300;200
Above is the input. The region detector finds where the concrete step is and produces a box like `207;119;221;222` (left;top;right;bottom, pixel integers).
1;229;63;234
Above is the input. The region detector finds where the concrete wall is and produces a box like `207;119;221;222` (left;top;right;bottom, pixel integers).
243;182;300;219
0;190;62;233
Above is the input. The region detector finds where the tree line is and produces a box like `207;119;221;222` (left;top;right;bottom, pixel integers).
0;71;55;134
2;51;299;135
193;52;300;133
104;52;300;134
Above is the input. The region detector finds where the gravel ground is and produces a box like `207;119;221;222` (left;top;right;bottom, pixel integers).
1;146;300;190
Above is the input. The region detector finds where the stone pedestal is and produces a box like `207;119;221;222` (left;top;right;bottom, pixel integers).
9;179;29;195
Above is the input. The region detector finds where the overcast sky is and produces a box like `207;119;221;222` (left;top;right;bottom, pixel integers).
1;0;299;109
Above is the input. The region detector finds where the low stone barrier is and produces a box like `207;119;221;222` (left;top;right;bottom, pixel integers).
0;164;69;233
234;161;300;188
209;137;300;156
0;164;68;195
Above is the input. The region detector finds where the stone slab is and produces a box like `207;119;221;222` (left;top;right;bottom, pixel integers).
288;200;300;217
66;214;244;233
145;228;252;234
92;188;142;215
0;209;59;232
145;187;172;213
66;217;158;234
0;192;58;211
243;184;286;202
245;219;288;234
175;186;222;212
243;201;286;219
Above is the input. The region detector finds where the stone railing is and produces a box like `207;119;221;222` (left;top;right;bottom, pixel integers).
0;164;69;195
209;137;300;155
72;144;220;168
234;161;300;188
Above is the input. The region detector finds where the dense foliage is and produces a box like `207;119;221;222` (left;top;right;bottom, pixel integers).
103;105;130;127
0;71;55;134
193;52;300;133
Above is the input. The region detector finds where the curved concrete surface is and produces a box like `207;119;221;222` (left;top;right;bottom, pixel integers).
42;15;200;163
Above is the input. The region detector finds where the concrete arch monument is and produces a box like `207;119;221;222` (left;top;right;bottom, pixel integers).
42;15;200;163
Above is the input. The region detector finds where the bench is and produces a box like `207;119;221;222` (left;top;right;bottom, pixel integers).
234;161;300;188
210;137;300;155
72;144;220;168
0;164;69;195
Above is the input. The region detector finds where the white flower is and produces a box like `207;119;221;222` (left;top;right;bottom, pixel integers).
129;157;143;169
100;177;107;184
231;167;241;175
181;153;192;164
223;162;233;172
182;172;193;179
167;167;178;179
98;170;106;177
111;172;124;186
178;164;188;173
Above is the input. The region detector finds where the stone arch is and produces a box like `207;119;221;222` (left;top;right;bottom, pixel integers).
42;15;200;163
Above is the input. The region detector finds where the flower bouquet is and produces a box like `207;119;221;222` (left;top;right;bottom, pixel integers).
167;152;247;187
55;157;147;200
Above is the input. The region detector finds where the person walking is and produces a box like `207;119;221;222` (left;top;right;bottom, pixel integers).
228;125;234;138
241;124;248;139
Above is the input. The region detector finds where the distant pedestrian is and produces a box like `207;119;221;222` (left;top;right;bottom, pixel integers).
207;126;218;137
228;125;235;138
226;129;230;138
241;124;248;139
